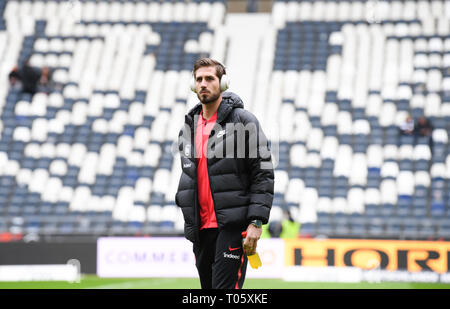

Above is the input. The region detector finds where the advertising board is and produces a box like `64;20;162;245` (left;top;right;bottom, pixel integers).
284;239;450;273
97;237;284;278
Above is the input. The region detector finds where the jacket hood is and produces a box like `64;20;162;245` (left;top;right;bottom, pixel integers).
187;91;244;121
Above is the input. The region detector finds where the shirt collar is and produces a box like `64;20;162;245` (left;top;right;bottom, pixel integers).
200;110;218;124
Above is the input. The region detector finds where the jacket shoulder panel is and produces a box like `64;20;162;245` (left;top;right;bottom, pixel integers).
230;108;260;125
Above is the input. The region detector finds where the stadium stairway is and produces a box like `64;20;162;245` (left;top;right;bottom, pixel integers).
224;12;271;108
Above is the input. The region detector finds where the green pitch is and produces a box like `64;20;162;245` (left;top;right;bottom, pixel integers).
0;275;449;289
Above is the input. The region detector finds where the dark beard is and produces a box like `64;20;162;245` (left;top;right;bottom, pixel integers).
198;91;221;104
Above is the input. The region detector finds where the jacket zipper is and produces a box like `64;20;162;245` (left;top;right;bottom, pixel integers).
195;114;219;229
186;114;201;243
206;121;221;228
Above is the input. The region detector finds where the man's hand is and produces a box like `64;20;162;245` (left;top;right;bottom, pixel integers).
243;224;262;255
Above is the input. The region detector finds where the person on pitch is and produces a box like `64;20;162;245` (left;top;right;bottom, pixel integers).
175;58;274;289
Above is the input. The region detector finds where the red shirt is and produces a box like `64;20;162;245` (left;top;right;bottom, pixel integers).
195;110;218;229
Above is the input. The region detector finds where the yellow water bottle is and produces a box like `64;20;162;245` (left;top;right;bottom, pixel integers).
241;231;262;269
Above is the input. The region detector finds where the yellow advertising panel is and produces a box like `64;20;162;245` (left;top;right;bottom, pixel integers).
284;239;450;273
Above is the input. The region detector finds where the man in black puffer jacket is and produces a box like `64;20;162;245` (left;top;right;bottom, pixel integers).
175;58;274;289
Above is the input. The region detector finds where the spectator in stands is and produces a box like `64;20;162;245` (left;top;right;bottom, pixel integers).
399;114;414;136
38;66;53;94
414;116;434;151
414;116;433;137
9;59;42;95
260;222;272;238
19;59;41;95
268;220;282;238
279;210;300;239
8;66;22;91
176;58;274;289
259;211;299;239
266;210;300;238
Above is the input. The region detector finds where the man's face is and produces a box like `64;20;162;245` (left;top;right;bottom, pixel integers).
194;66;221;104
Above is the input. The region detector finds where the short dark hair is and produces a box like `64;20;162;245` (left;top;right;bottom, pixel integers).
193;58;226;80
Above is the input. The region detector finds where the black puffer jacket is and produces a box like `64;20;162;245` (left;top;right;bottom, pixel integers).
175;92;274;243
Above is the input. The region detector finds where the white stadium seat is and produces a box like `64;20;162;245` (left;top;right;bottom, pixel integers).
285;178;305;204
274;170;289;194
381;161;399;179
397;171;415;196
380;179;398;204
365;188;381;205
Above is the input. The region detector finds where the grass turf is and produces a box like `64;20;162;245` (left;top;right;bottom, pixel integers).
0;275;449;289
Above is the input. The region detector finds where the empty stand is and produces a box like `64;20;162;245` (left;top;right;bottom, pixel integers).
267;0;450;240
0;0;226;237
